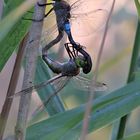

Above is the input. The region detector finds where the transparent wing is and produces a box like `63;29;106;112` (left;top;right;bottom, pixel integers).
70;9;108;37
41;24;59;47
72;75;107;91
10;74;64;98
52;76;71;88
70;0;107;13
70;0;108;36
38;76;71;106
41;10;59;46
32;76;72;117
42;0;109;39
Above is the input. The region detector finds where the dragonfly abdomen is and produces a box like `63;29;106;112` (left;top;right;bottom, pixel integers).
42;55;62;74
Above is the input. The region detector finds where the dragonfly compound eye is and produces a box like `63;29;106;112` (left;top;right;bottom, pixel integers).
75;55;86;67
82;56;92;74
75;55;92;74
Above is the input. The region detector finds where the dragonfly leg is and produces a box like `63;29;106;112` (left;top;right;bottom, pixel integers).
70;44;77;58
65;43;72;59
22;7;54;22
72;46;78;57
42;30;64;53
65;43;76;59
67;42;77;58
37;2;53;6
44;7;54;18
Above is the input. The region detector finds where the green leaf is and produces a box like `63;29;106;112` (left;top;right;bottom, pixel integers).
26;80;140;140
0;15;32;72
120;133;140;140
0;0;36;42
2;0;24;17
0;0;36;72
135;0;140;18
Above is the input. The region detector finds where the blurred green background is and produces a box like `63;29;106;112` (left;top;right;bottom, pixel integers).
0;0;140;139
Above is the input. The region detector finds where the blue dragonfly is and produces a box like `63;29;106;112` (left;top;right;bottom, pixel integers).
26;0;108;73
37;0;108;44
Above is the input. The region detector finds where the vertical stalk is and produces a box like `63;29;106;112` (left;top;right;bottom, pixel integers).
0;35;28;140
80;1;115;140
15;1;46;140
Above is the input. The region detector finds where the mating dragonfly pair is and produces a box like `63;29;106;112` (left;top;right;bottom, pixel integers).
13;0;107;105
26;0;107;73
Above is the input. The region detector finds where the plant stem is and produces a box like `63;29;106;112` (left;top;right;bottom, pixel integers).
0;35;28;140
80;1;115;140
15;1;46;140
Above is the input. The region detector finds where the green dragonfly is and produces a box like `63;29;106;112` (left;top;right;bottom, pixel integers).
11;43;107;106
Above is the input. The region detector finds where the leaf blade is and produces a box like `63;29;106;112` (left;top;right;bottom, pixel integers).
26;80;140;140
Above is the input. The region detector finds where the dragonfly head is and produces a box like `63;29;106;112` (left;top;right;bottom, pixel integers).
82;56;92;74
75;55;87;68
76;48;92;74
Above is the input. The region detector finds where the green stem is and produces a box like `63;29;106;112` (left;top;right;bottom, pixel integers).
135;0;140;17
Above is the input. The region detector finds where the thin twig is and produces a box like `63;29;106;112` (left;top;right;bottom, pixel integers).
80;1;115;140
0;34;28;140
15;1;46;140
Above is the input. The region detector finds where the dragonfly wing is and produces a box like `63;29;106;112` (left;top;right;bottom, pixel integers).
72;75;107;92
51;76;71;89
11;74;63;98
42;0;109;39
41;24;58;47
41;10;59;46
70;10;108;37
32;76;72;116
41;9;68;47
44;76;72;104
70;0;109;36
71;0;108;13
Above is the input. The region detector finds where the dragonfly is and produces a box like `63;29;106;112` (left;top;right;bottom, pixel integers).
38;0;107;71
25;0;108;73
11;43;107;107
36;0;108;48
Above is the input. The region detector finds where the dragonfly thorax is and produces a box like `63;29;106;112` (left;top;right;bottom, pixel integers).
54;0;71;21
61;60;80;76
54;0;71;11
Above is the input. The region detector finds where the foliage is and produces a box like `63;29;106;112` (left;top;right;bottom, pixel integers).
26;80;140;140
0;0;35;72
0;0;140;140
